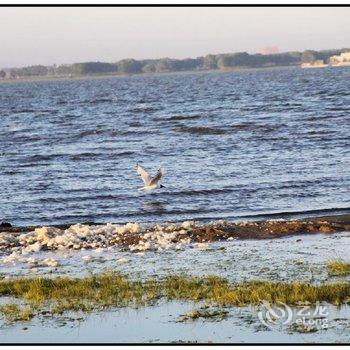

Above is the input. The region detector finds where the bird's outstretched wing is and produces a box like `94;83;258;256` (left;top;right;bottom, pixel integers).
136;164;151;185
150;168;165;186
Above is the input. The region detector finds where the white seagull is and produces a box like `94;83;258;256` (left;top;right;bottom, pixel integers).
136;164;166;191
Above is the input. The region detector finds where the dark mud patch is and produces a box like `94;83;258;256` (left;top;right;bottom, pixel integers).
180;216;350;243
196;218;350;241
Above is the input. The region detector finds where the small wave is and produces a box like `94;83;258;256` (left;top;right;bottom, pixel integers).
128;106;161;113
115;150;135;157
89;98;114;105
302;130;337;136
326;107;350;112
68;150;134;161
230;123;280;133
299;115;345;122
37;109;58;114
75;129;103;139
174;126;227;135
162;188;234;197
17;162;50;168
11;108;35;114
2;170;23;175
281;102;303;107
239;106;263;112
71;194;125;202
234;207;350;221
154;114;201;122
128;121;142;127
109;129;155;136
315;90;328;95
229;122;256;130
11;134;43;144
70;152;101;161
25;154;64;162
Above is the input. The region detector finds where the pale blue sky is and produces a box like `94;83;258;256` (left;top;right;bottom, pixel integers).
0;7;349;68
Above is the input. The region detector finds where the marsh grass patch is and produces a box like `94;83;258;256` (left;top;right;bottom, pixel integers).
327;260;350;276
179;306;229;322
288;322;319;334
0;304;34;323
0;272;349;324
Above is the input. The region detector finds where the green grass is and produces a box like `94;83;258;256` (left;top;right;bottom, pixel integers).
327;260;350;276
0;272;349;323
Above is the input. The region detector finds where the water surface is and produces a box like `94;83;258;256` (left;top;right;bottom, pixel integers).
1;67;349;226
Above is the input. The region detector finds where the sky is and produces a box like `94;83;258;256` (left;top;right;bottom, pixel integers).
0;7;349;68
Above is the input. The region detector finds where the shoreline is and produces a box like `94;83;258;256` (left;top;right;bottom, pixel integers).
2;213;350;242
2;64;348;86
0;65;299;85
3;208;350;233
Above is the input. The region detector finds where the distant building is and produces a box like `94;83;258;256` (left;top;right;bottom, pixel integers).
258;46;279;55
329;52;350;66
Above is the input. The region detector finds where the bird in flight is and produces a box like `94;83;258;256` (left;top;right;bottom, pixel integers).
136;164;165;191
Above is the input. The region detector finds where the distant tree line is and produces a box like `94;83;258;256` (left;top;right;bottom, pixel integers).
1;48;349;79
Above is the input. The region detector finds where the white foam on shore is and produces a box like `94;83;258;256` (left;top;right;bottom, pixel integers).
0;220;200;264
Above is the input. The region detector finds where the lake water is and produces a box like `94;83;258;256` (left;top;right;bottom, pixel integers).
3;302;350;343
1;67;350;226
